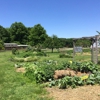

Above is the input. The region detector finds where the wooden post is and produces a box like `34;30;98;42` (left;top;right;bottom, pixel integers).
94;36;98;64
91;35;98;64
90;38;95;63
91;39;93;63
95;35;100;64
73;40;75;61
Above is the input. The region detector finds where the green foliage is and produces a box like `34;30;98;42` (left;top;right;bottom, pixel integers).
59;53;73;58
75;39;91;47
36;51;47;56
49;72;100;89
62;61;98;73
0;25;10;42
83;48;91;52
86;71;100;85
25;46;33;52
10;48;100;90
24;61;56;83
66;38;73;47
14;57;24;62
13;56;39;62
24;64;36;81
58;38;68;48
0;40;4;50
44;35;59;53
49;76;83;89
58;76;82;89
10;22;29;44
12;48;47;62
21;51;33;58
29;24;48;46
67;50;73;54
25;60;100;89
12;48;19;55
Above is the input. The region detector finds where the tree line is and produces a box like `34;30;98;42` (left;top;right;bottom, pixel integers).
0;22;91;51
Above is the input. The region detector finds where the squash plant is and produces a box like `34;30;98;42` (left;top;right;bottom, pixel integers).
24;60;100;89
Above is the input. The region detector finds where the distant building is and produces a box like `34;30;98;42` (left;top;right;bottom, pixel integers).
4;43;29;50
17;44;29;49
4;43;18;50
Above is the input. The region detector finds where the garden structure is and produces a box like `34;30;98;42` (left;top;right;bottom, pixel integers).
73;35;100;64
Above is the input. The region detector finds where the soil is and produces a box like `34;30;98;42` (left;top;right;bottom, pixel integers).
48;68;100;100
16;67;26;73
46;85;100;100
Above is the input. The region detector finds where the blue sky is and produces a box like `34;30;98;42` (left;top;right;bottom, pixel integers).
1;0;100;38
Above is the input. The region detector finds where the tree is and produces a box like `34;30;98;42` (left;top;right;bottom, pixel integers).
44;35;59;53
9;22;29;44
0;25;10;42
75;39;91;47
0;40;4;50
29;24;48;46
66;38;73;47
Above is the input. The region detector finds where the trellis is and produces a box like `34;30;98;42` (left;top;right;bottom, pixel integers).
73;35;100;64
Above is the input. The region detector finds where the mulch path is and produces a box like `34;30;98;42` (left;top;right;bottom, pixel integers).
46;85;100;100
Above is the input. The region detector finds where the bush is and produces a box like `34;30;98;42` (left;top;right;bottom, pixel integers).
22;52;33;58
67;50;73;54
24;62;55;83
25;46;33;52
12;48;19;55
0;40;4;50
59;53;73;58
36;51;47;56
83;48;90;53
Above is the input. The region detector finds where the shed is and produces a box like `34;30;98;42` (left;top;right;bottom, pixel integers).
4;43;18;50
17;45;29;49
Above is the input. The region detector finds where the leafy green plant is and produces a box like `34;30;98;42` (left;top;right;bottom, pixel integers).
62;61;98;73
24;66;35;81
55;76;82;89
24;61;55;83
24;60;100;89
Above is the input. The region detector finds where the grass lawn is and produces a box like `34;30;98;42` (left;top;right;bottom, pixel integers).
0;51;52;100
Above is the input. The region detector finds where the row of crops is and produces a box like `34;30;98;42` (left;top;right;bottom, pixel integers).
17;60;100;89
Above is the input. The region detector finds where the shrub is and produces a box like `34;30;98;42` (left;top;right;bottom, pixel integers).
25;46;33;52
12;48;19;55
0;40;4;50
59;53;73;58
22;52;33;58
83;48;90;53
36;51;47;56
24;62;55;83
